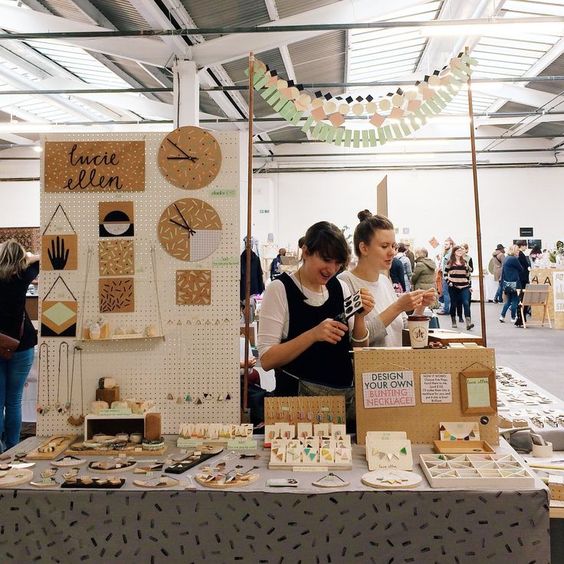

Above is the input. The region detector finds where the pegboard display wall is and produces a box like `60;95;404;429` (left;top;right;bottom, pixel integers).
353;347;497;445
37;131;241;435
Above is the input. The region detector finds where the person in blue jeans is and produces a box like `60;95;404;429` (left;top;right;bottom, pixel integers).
0;240;40;451
444;246;474;330
499;244;523;324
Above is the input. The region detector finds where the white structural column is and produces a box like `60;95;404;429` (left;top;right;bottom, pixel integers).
174;60;199;127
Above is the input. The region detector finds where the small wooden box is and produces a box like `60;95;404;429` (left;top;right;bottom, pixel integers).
96;386;120;404
549;475;564;501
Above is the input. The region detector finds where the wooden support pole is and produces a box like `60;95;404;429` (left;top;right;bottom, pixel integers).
466;56;487;347
243;52;255;413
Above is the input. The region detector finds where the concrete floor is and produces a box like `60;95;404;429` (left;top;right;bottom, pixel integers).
445;301;563;400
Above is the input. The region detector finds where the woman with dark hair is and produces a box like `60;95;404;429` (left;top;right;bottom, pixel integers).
0;240;40;451
444;245;473;330
339;211;435;346
258;222;374;422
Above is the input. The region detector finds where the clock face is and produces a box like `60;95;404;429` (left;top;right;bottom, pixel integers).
158;198;222;261
157;126;222;190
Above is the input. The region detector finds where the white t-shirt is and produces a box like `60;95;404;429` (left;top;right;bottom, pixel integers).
338;270;406;347
258;272;353;359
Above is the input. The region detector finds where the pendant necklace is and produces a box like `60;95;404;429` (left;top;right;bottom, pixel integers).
297;268;326;300
67;345;85;427
37;342;50;415
56;341;70;414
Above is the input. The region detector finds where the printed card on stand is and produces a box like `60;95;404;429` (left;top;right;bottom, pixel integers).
366;438;413;471
330;424;347;439
297;423;313;439
302;437;319;463
313;424;330;437
319;438;335;463
286;439;302;463
270;439;287;463
439;422;480;441
264;425;279;447
335;437;352;464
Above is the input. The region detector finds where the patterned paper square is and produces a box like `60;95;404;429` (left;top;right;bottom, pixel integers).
99;277;134;313
176;270;211;305
99;240;134;276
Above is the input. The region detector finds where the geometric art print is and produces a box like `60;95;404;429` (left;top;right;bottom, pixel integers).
99;240;134;276
99;277;134;313
176;270;211;305
40;300;77;337
99;201;134;237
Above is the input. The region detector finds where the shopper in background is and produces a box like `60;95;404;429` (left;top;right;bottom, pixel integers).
339;211;435;347
411;248;438;309
258;221;374;424
529;244;542;266
389;249;406;293
240;247;264;300
515;240;531;326
492;244;506;303
454;243;474;323
404;242;415;271
499;244;523;324
0;240;40;451
269;248;286;280
445;245;474;330
437;239;454;314
396;243;413;292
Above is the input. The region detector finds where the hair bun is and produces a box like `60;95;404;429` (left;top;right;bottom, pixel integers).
357;209;372;222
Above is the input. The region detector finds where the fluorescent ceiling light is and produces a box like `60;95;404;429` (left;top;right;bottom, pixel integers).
419;20;564;37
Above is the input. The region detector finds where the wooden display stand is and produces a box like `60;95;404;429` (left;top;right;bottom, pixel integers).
529;267;564;329
353;347;497;445
519;284;551;329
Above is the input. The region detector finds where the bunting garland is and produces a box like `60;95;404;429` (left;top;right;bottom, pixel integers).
247;52;477;147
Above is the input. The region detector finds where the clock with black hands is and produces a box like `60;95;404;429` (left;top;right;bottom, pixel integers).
158;198;222;261
157;126;222;189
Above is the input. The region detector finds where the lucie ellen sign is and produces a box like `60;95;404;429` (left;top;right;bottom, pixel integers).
44;141;145;192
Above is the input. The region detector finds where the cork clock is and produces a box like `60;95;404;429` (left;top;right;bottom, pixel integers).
158;198;222;261
157;126;222;189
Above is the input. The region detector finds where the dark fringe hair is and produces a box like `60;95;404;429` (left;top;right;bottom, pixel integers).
303;221;350;266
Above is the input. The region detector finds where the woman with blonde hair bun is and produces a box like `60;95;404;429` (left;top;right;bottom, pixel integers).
338;210;436;346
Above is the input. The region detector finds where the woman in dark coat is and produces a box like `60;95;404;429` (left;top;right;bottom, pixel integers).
0;240;40;451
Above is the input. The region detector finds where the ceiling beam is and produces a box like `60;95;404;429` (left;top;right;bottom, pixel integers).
190;0;431;67
0;3;174;67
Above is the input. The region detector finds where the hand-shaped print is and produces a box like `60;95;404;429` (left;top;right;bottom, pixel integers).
48;235;70;270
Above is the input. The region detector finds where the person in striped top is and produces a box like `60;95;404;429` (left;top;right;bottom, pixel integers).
444;245;474;330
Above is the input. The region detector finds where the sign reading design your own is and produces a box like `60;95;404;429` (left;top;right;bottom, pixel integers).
362;371;416;408
44;141;145;192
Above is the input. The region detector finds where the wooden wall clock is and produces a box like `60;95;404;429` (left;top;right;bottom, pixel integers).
158;198;222;261
157;126;222;189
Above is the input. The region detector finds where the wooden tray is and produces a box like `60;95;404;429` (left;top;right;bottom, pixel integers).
0;468;34;488
133;475;179;488
65;440;166;457
26;435;77;460
433;440;495;454
195;472;259;489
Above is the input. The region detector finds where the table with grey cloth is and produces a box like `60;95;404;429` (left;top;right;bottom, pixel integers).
0;436;550;563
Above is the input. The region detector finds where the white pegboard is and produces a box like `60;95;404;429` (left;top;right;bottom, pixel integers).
37;131;241;435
